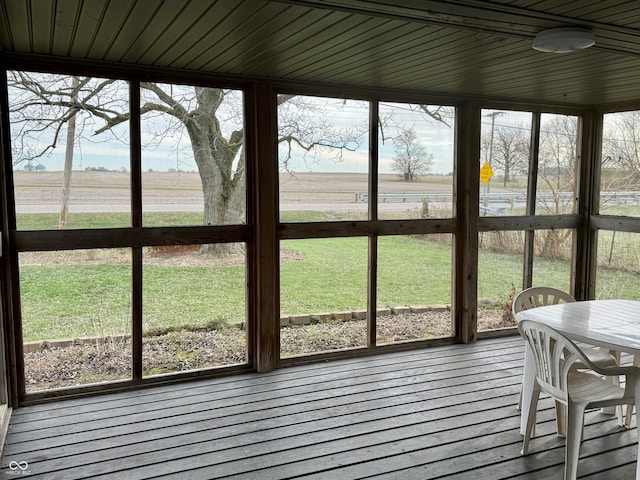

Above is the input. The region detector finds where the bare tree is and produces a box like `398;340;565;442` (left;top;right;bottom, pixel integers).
487;123;530;186
537;115;579;258
277;95;365;171
9;73;451;252
538;115;578;215
8;74;366;253
391;128;433;181
602;110;640;187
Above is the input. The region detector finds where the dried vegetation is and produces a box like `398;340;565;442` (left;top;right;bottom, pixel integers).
25;310;512;392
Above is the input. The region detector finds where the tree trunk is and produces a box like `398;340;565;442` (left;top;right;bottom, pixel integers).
186;104;245;256
59;77;79;229
59;115;76;229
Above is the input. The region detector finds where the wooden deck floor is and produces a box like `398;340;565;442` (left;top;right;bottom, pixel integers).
1;336;637;479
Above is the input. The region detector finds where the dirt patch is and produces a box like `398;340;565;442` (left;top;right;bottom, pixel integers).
19;246;304;268
24;310;510;392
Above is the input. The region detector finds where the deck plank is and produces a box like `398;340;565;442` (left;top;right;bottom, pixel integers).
1;337;636;480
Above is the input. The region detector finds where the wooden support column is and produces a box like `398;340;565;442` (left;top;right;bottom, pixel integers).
575;110;601;300
248;83;279;372
522;112;541;289
0;70;19;406
455;100;480;344
367;101;378;348
129;81;143;382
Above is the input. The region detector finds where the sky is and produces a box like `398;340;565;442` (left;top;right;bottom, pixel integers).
10;87;464;174
27;133;456;175
12;92;457;175
11;75;631;176
25;108;588;175
16;106;538;176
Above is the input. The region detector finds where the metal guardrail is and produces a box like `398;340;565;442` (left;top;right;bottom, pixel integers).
356;192;452;202
356;192;524;205
479;206;508;216
356;191;640;206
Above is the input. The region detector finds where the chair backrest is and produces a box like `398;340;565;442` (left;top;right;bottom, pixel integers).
517;319;590;404
512;286;575;316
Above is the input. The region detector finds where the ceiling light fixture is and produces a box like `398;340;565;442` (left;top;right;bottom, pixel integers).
532;27;595;53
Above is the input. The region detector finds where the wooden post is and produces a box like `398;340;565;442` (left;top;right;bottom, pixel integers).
455;100;480;343
0;70;19;406
367;101;379;347
575;110;601;300
248;83;279;372
522;112;541;289
129;81;143;382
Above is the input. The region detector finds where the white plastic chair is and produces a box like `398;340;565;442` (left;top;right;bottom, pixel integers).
513;287;619;409
625;355;640;427
518;319;639;480
513;286;576;313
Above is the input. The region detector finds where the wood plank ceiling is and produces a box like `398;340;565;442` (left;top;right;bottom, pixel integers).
1;0;640;107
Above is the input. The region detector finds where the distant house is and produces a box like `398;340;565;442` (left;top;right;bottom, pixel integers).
23;162;46;172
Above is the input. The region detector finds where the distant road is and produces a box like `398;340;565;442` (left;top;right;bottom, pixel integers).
13;171;452;215
15;201;425;214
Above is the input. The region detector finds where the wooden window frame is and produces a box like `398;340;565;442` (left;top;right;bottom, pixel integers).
0;57;627;405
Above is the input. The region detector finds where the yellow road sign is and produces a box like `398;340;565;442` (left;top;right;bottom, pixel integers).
480;161;493;184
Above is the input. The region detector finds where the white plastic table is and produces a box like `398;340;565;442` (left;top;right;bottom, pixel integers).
515;299;640;476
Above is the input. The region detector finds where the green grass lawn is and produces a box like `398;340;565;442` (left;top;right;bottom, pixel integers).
20;259;248;341
17;212;640;341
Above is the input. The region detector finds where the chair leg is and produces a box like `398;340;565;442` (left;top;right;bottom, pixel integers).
612;373;625;425
625;402;634;428
522;385;540;456
555;401;567;437
565;402;586;480
624;356;640;428
602;351;621;417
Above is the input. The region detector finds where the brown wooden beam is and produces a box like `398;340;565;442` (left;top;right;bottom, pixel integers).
249;83;280;372
454;100;480;344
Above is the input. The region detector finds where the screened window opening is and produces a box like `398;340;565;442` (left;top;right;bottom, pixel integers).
376;234;454;343
536;113;579;215
141;84;246;227
8;72;131;230
479;110;532;217
279;237;368;358
20;249;133;392
601;111;640;218
278;95;369;223
377;103;455;220
142;243;248;376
